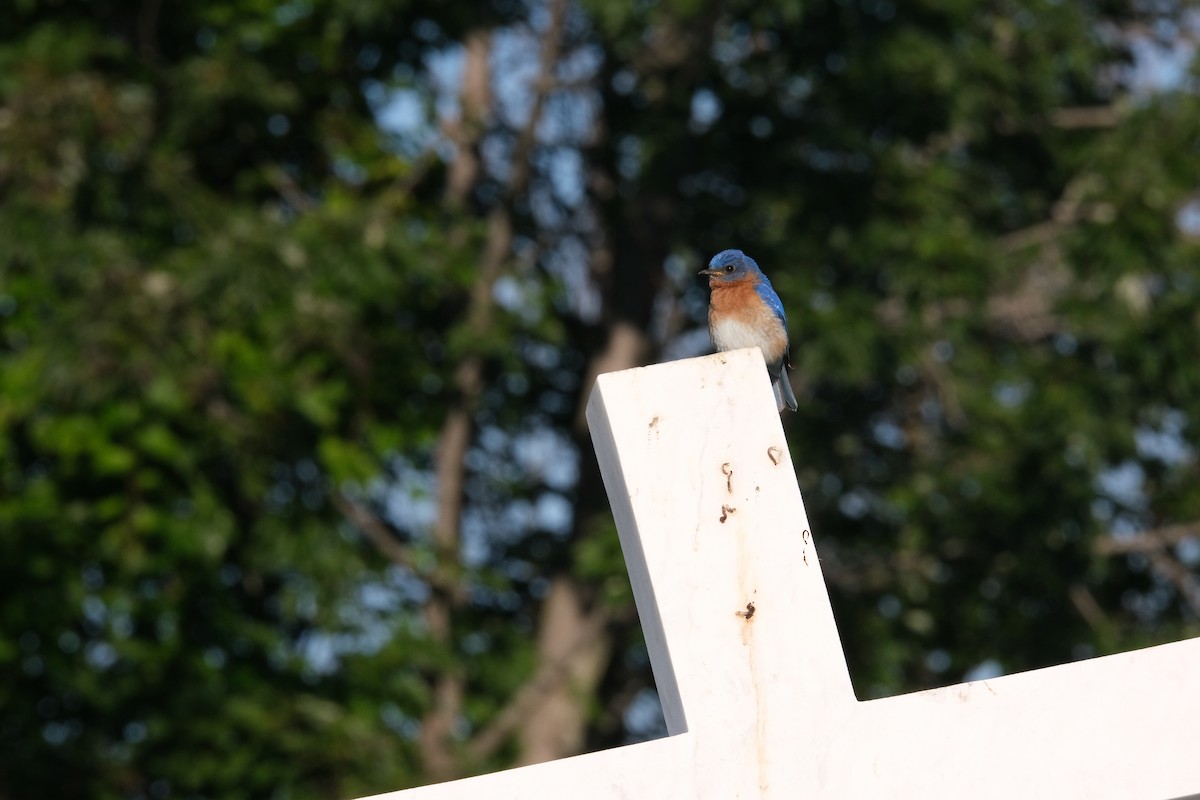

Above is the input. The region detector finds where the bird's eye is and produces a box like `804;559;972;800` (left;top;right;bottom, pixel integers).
724;264;735;273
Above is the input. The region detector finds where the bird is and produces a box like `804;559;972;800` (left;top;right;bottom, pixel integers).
699;249;798;413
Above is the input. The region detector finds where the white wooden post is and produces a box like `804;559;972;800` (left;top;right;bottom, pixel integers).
359;348;1200;800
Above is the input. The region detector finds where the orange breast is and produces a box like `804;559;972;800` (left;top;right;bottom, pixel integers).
707;278;789;363
707;277;759;318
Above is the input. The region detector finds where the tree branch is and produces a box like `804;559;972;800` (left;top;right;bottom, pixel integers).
418;29;498;781
332;492;467;604
1068;582;1110;633
466;602;611;764
1145;549;1200;619
1093;521;1200;555
443;30;491;208
419;2;572;776
1050;105;1124;129
508;0;569;196
1094;520;1200;619
331;492;418;572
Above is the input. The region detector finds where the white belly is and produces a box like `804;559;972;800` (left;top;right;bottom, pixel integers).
711;317;771;354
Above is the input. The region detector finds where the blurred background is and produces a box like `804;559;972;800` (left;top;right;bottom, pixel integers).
3;0;1200;797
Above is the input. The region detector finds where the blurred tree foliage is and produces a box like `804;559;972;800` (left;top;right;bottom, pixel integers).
2;0;1199;797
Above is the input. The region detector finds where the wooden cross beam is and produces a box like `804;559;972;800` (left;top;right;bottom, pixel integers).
361;349;1200;799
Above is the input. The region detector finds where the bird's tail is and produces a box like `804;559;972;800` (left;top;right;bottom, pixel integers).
775;365;798;413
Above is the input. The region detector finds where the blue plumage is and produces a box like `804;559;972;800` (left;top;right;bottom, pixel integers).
699;249;798;413
754;277;788;328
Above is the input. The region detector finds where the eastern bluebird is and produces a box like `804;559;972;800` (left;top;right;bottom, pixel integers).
700;249;798;413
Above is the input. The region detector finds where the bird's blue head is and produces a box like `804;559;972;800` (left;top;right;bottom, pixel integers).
699;249;763;283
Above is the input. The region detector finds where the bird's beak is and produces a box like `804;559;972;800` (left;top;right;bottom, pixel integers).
698;268;720;276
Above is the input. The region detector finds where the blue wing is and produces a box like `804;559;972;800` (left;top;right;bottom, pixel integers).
754;276;788;328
